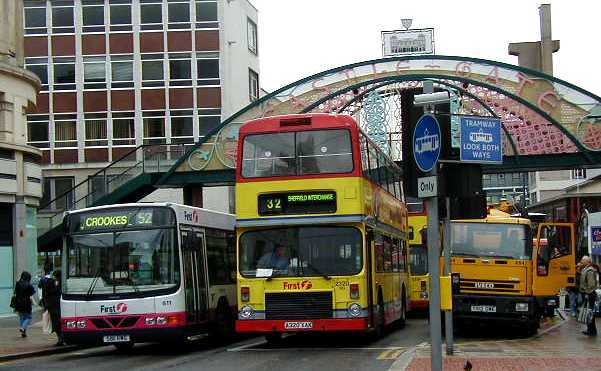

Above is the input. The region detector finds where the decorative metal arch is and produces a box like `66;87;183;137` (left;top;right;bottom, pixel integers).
158;55;601;184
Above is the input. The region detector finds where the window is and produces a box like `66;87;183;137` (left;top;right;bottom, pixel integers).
111;55;134;88
143;111;166;144
572;169;586;180
53;57;75;90
27;115;50;148
249;68;259;102
25;57;49;91
82;1;105;32
140;2;163;30
168;1;190;29
84;113;107;147
247;18;257;54
112;112;135;146
83;56;106;89
242;129;354;178
195;0;218;28
196;54;219;85
169;53;192;86
109;3;132;31
54;114;77;148
206;229;235;285
24;1;47;35
41;177;74;211
536;224;572;276
142;54;164;87
51;4;74;33
170;110;193;143
198;111;221;137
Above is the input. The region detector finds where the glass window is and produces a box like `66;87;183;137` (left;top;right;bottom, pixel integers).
206;229;235;285
110;4;131;31
142;55;164;87
24;6;46;34
141;3;162;30
82;4;104;32
198;114;220;137
25;59;48;90
197;57;219;86
84;56;106;89
84;113;107;147
143;111;166;144
111;55;134;88
196;1;217;26
112;112;135;146
65;227;179;296
409;245;428;275
169;54;192;86
239;226;362;278
52;6;74;33
53;59;75;90
41;176;74;211
27;114;50;148
451;222;531;260
247;18;257;54
171;110;193;143
54;114;77;148
297;130;353;175
242;132;296;178
249;68;259;102
168;2;190;29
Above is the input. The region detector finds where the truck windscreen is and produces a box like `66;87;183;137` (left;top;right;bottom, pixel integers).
451;222;532;260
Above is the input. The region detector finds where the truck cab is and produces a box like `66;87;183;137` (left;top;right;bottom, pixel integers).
449;210;575;333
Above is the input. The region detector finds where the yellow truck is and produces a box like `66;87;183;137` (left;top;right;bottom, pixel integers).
449;210;575;333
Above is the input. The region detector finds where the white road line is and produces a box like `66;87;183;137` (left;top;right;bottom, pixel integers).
227;340;269;352
228;345;406;352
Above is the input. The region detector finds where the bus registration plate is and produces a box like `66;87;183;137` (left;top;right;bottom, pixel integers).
284;321;313;330
470;305;496;313
103;335;131;343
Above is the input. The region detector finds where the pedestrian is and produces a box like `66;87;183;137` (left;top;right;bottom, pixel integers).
42;269;63;346
12;271;36;338
579;256;599;336
38;262;53;307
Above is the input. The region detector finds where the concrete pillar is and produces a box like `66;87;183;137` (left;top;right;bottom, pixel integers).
13;197;28;279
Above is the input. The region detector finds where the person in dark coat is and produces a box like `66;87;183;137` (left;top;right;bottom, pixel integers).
14;271;35;338
42;270;63;346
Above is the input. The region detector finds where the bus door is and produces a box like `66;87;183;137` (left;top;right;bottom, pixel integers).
366;229;376;328
533;223;576;296
181;227;209;324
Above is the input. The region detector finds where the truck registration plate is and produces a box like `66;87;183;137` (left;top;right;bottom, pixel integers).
284;321;313;330
470;305;496;313
103;335;130;343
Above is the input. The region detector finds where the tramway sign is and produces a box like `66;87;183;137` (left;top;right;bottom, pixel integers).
460;116;502;164
413;113;441;173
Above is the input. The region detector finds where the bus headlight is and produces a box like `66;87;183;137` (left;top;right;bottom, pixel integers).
240;305;255;319
66;321;77;328
145;317;156;325
156;316;167;325
77;320;87;329
515;303;529;312
348;303;362;317
421;291;429;299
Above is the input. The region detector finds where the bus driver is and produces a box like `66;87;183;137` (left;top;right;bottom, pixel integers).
257;243;290;270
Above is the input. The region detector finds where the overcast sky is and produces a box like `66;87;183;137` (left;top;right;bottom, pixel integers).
250;0;601;97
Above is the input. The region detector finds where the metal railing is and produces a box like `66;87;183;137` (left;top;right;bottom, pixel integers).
37;144;190;236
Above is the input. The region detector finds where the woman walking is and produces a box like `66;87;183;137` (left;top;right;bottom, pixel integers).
13;271;36;338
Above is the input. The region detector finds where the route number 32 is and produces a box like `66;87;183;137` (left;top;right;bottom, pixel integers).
266;198;282;210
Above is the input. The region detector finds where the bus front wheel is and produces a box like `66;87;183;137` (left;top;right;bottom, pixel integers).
265;333;282;345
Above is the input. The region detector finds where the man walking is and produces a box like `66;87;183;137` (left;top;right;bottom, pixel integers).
580;256;598;336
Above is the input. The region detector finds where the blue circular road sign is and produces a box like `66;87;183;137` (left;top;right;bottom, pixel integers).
413;113;441;173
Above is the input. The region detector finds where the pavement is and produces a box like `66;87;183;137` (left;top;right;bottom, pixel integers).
393;314;601;370
0;311;77;361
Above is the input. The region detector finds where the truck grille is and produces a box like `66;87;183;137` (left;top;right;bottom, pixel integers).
459;279;520;293
265;292;333;320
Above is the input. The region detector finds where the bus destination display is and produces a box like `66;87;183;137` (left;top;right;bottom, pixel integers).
258;191;337;215
69;207;175;232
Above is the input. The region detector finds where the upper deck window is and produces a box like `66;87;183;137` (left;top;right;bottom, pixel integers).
242;129;353;178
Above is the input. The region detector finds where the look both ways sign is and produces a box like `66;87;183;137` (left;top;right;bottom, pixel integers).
460;116;503;164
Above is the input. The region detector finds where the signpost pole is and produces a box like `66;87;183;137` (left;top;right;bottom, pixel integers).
444;196;454;355
423;81;443;371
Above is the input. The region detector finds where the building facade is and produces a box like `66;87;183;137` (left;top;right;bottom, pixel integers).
23;0;259;225
0;0;43;315
528;168;601;203
483;172;529;206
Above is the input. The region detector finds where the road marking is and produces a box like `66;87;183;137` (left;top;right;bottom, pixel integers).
377;348;405;360
227;340;269;352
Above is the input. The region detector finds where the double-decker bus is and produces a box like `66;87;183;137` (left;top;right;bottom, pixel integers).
407;198;429;310
235;114;410;341
60;203;237;349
